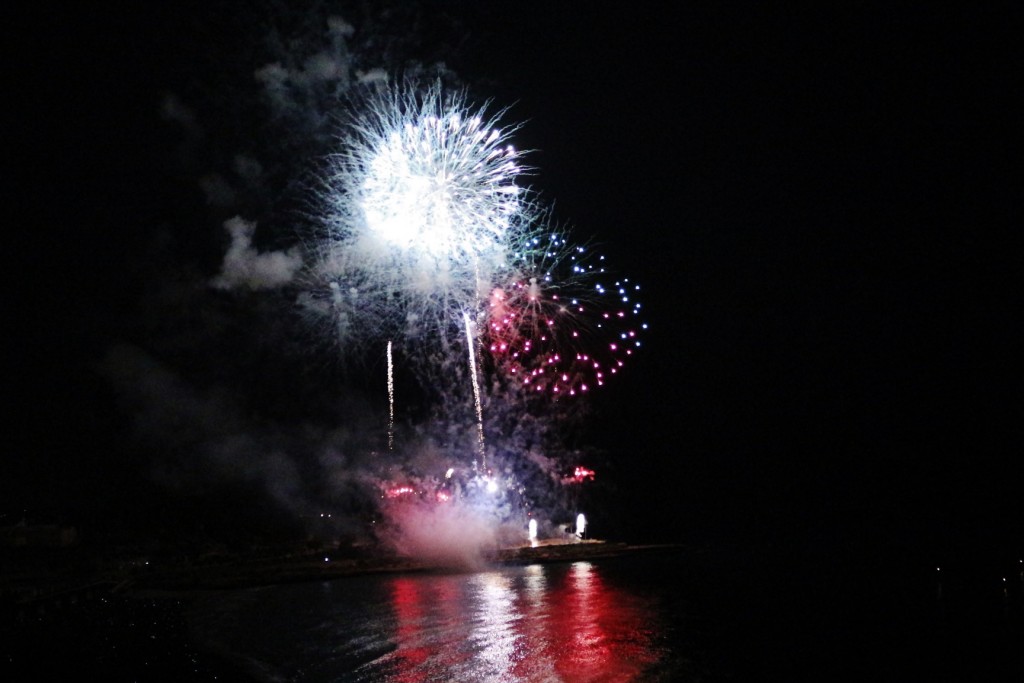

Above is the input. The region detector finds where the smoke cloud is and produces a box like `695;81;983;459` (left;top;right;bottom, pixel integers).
211;216;303;290
377;499;500;569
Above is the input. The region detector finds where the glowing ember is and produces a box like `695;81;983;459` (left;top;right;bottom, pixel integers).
573;466;596;482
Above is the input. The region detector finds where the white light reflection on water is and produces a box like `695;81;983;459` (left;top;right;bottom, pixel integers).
516;564;559;680
471;572;519;678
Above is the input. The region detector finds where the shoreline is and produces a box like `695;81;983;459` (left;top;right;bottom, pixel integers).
123;540;688;595
1;539;691;608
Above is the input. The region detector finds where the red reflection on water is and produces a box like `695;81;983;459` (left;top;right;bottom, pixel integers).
522;561;657;682
390;577;430;683
386;562;660;682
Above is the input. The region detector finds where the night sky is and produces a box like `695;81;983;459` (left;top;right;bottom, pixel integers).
7;2;1020;554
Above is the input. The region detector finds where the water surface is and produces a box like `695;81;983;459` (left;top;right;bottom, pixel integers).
186;545;1024;681
188;555;693;682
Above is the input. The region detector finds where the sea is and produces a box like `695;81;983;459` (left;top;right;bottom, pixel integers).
4;541;1021;681
182;543;1023;682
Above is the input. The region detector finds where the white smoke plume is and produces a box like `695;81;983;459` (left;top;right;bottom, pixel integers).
212;216;303;290
377;499;500;569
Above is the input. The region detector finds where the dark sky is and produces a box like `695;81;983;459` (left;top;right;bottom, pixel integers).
7;3;1021;550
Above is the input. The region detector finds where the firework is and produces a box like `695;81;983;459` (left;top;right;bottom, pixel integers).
312;79;650;399
569;466;596;483
483;238;647;398
322;80;542;350
301;77;649;517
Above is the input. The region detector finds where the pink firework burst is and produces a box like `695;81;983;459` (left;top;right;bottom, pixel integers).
483;245;646;398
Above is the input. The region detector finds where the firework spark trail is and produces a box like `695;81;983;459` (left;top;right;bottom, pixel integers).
464;311;486;468
387;340;395;450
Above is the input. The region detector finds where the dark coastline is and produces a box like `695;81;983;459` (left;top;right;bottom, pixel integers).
127;540;684;593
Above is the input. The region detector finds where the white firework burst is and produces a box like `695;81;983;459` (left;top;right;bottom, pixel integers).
322;80;541;345
340;80;528;260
